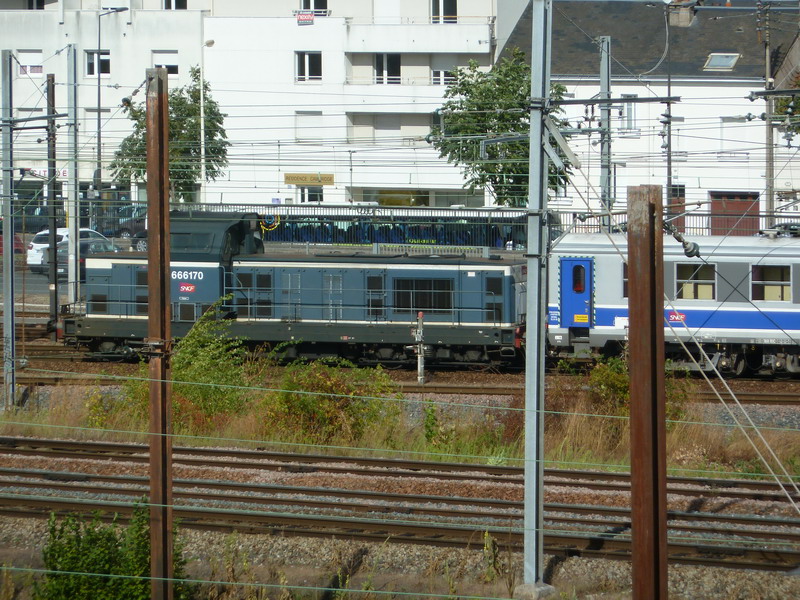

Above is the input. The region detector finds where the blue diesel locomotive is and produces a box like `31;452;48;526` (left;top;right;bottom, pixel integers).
63;212;525;367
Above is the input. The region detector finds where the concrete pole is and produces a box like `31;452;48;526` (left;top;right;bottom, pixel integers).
764;9;775;225
516;0;556;597
2;50;16;410
66;44;80;304
199;39;214;203
46;75;58;337
598;36;612;230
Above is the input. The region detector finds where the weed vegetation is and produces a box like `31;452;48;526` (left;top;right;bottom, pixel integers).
1;309;795;479
34;502;191;600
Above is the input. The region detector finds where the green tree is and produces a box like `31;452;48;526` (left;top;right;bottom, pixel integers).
110;66;230;202
429;47;570;207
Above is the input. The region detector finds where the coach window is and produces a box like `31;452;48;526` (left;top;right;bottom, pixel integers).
622;262;628;298
752;265;791;301
572;265;585;293
676;263;715;299
395;278;453;313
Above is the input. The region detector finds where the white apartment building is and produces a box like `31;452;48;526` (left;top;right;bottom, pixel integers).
498;0;800;231
2;0;797;228
0;0;508;212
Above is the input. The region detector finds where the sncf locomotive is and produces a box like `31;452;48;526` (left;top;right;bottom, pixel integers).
63;212;525;367
61;211;800;375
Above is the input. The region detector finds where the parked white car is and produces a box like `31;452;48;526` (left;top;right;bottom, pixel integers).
27;227;109;274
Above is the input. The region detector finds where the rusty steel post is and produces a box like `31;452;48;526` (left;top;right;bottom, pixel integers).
627;184;668;599
146;67;174;600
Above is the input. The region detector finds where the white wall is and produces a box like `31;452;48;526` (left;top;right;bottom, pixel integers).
554;78;796;216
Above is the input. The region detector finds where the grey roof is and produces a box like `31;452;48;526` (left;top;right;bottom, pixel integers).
503;1;799;81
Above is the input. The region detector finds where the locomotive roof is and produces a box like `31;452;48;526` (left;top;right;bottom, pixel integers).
235;250;524;267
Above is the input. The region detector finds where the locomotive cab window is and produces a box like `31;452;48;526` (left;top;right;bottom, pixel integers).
752;265;791;301
486;276;502;296
394;278;453;313
676;263;715;300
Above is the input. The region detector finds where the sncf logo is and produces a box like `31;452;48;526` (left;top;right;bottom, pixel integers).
668;311;686;322
179;283;196;293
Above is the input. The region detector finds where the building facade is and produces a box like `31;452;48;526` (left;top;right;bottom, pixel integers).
0;0;505;213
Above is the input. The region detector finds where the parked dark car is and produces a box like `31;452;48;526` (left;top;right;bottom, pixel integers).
97;204;147;238
55;238;120;281
115;205;147;239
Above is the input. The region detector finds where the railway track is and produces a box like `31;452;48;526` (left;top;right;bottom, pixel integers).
1;437;797;503
0;450;797;571
10;370;800;405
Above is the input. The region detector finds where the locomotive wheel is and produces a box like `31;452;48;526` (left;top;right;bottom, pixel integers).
732;355;747;377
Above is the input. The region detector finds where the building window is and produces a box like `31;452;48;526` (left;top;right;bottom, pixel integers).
620;93;638;131
301;0;328;14
296;51;322;82
28;0;44;9
676;263;715;300
394;278;453;313
295;110;323;143
752;265;791;301
432;0;457;23
431;70;455;85
17;50;43;77
164;0;187;9
86;50;111;77
375;53;400;84
299;186;323;203
152;50;179;76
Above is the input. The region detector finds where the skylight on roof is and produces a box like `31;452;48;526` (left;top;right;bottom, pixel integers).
703;53;740;72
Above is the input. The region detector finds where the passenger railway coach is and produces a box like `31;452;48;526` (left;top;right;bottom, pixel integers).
548;233;800;375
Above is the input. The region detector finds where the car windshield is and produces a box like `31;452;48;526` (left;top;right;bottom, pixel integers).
32;233;64;244
57;240;116;257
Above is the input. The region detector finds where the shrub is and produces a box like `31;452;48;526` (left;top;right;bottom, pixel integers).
588;356;630;416
123;297;250;434
588;355;692;428
264;358;400;444
34;502;190;600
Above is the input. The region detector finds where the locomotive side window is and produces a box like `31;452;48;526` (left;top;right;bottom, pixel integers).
486;276;503;323
572;265;586;293
394;278;453;313
367;275;385;319
486;276;502;296
676;264;715;299
135;268;148;315
752;265;791;301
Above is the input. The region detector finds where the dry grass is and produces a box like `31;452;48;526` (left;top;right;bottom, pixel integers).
1;374;797;482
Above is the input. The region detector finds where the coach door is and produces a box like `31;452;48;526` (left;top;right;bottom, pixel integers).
559;257;594;328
